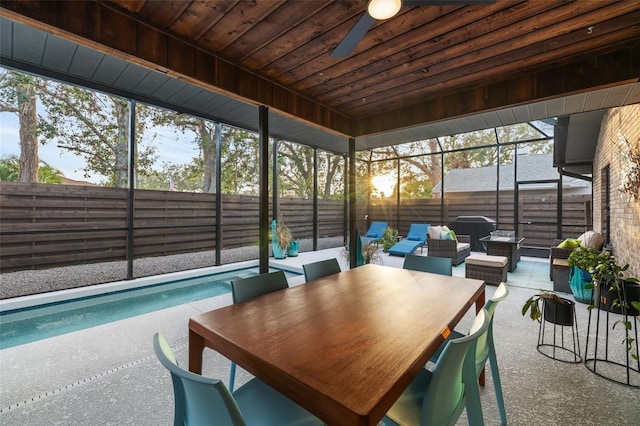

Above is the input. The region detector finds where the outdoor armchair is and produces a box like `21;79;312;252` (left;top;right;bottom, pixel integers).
229;271;289;392
402;255;452;276
427;234;471;266
428;283;510;425
383;309;490;426
303;258;341;282
153;333;321;426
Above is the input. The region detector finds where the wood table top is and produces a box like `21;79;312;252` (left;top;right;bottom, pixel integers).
189;263;485;426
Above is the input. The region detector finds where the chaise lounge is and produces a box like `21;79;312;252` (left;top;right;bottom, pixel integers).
388;223;429;256
361;221;388;246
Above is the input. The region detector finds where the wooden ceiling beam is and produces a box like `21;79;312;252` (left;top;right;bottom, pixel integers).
352;45;640;136
333;2;640;115
0;0;352;136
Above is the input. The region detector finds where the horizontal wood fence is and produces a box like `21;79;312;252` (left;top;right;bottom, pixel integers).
364;191;591;249
0;182;589;272
0;183;344;272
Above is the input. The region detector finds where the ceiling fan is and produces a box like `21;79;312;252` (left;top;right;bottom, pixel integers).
331;0;496;57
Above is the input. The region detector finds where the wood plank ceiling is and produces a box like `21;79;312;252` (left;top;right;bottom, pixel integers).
2;0;639;143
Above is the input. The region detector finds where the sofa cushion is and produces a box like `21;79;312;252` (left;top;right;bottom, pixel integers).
456;242;470;253
466;254;508;268
428;225;442;240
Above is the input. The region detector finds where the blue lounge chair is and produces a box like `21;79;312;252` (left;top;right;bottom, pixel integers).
388;223;429;256
361;221;388;245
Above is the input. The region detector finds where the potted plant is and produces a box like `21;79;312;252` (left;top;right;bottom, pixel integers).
567;246;599;303
379;227;399;253
588;250;640;315
522;290;575;326
287;239;300;257
341;240;383;267
271;219;292;259
569;247;640;360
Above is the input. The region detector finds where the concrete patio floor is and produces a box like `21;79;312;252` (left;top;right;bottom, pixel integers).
1;247;638;425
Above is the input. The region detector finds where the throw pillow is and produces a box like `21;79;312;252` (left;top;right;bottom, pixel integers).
441;229;453;240
557;238;581;249
449;230;458;242
578;231;604;250
428;225;442;240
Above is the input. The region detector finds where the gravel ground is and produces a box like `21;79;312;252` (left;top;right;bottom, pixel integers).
0;237;344;299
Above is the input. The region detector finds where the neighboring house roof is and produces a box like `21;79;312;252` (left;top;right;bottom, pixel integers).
62;177;98;187
433;153;590;193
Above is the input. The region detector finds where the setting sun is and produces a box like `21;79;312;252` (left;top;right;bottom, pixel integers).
372;174;396;198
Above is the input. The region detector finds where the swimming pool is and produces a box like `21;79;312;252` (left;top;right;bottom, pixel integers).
0;267;299;350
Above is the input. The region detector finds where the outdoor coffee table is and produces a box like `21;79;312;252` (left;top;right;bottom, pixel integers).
189;264;485;426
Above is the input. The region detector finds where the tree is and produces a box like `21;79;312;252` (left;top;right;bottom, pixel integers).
1;68;158;187
137;159;204;192
318;152;344;200
222;129;259;195
0;154;63;183
39;84;156;187
0;70;41;183
149;109;218;192
277;141;314;199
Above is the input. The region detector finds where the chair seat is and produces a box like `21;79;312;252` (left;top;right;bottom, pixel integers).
466;254;508;267
234;378;322;425
456;242;471;253
385;369;433;426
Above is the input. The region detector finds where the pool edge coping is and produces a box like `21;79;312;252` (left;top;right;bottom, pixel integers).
0;260;261;313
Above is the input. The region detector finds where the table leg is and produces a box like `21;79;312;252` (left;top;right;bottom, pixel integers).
475;288;486;387
189;329;205;374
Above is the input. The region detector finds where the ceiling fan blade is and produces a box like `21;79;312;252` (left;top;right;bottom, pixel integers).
331;12;376;58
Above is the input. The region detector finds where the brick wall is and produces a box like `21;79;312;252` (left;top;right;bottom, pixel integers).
594;104;640;278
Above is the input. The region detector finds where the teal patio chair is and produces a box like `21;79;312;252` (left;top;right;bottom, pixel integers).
229;270;288;392
303;258;341;282
383;309;490;426
430;282;510;425
153;333;322;426
402;254;452;276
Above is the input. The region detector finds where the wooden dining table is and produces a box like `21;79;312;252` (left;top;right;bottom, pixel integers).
189;263;485;426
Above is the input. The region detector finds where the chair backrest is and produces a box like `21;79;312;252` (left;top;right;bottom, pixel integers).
153;333;246;426
365;221;388;238
403;255;452;276
474;282;509;373
231;270;288;303
421;309;490;425
406;223;429;242
303;258;341;282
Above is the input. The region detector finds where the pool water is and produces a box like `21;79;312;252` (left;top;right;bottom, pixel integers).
0;267;297;350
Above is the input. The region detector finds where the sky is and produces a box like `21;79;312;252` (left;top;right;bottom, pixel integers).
0;111;199;184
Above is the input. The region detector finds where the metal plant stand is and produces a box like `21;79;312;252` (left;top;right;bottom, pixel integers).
584;292;640;387
537;298;582;363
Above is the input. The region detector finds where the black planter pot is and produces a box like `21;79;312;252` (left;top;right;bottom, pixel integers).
543;298;575;326
595;279;640;316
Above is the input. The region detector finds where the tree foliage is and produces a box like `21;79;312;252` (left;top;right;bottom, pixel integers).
364;125;552;199
39;85;157;187
1;68;158;187
0;154;63;183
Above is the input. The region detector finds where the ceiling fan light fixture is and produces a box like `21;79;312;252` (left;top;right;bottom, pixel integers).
367;0;402;20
